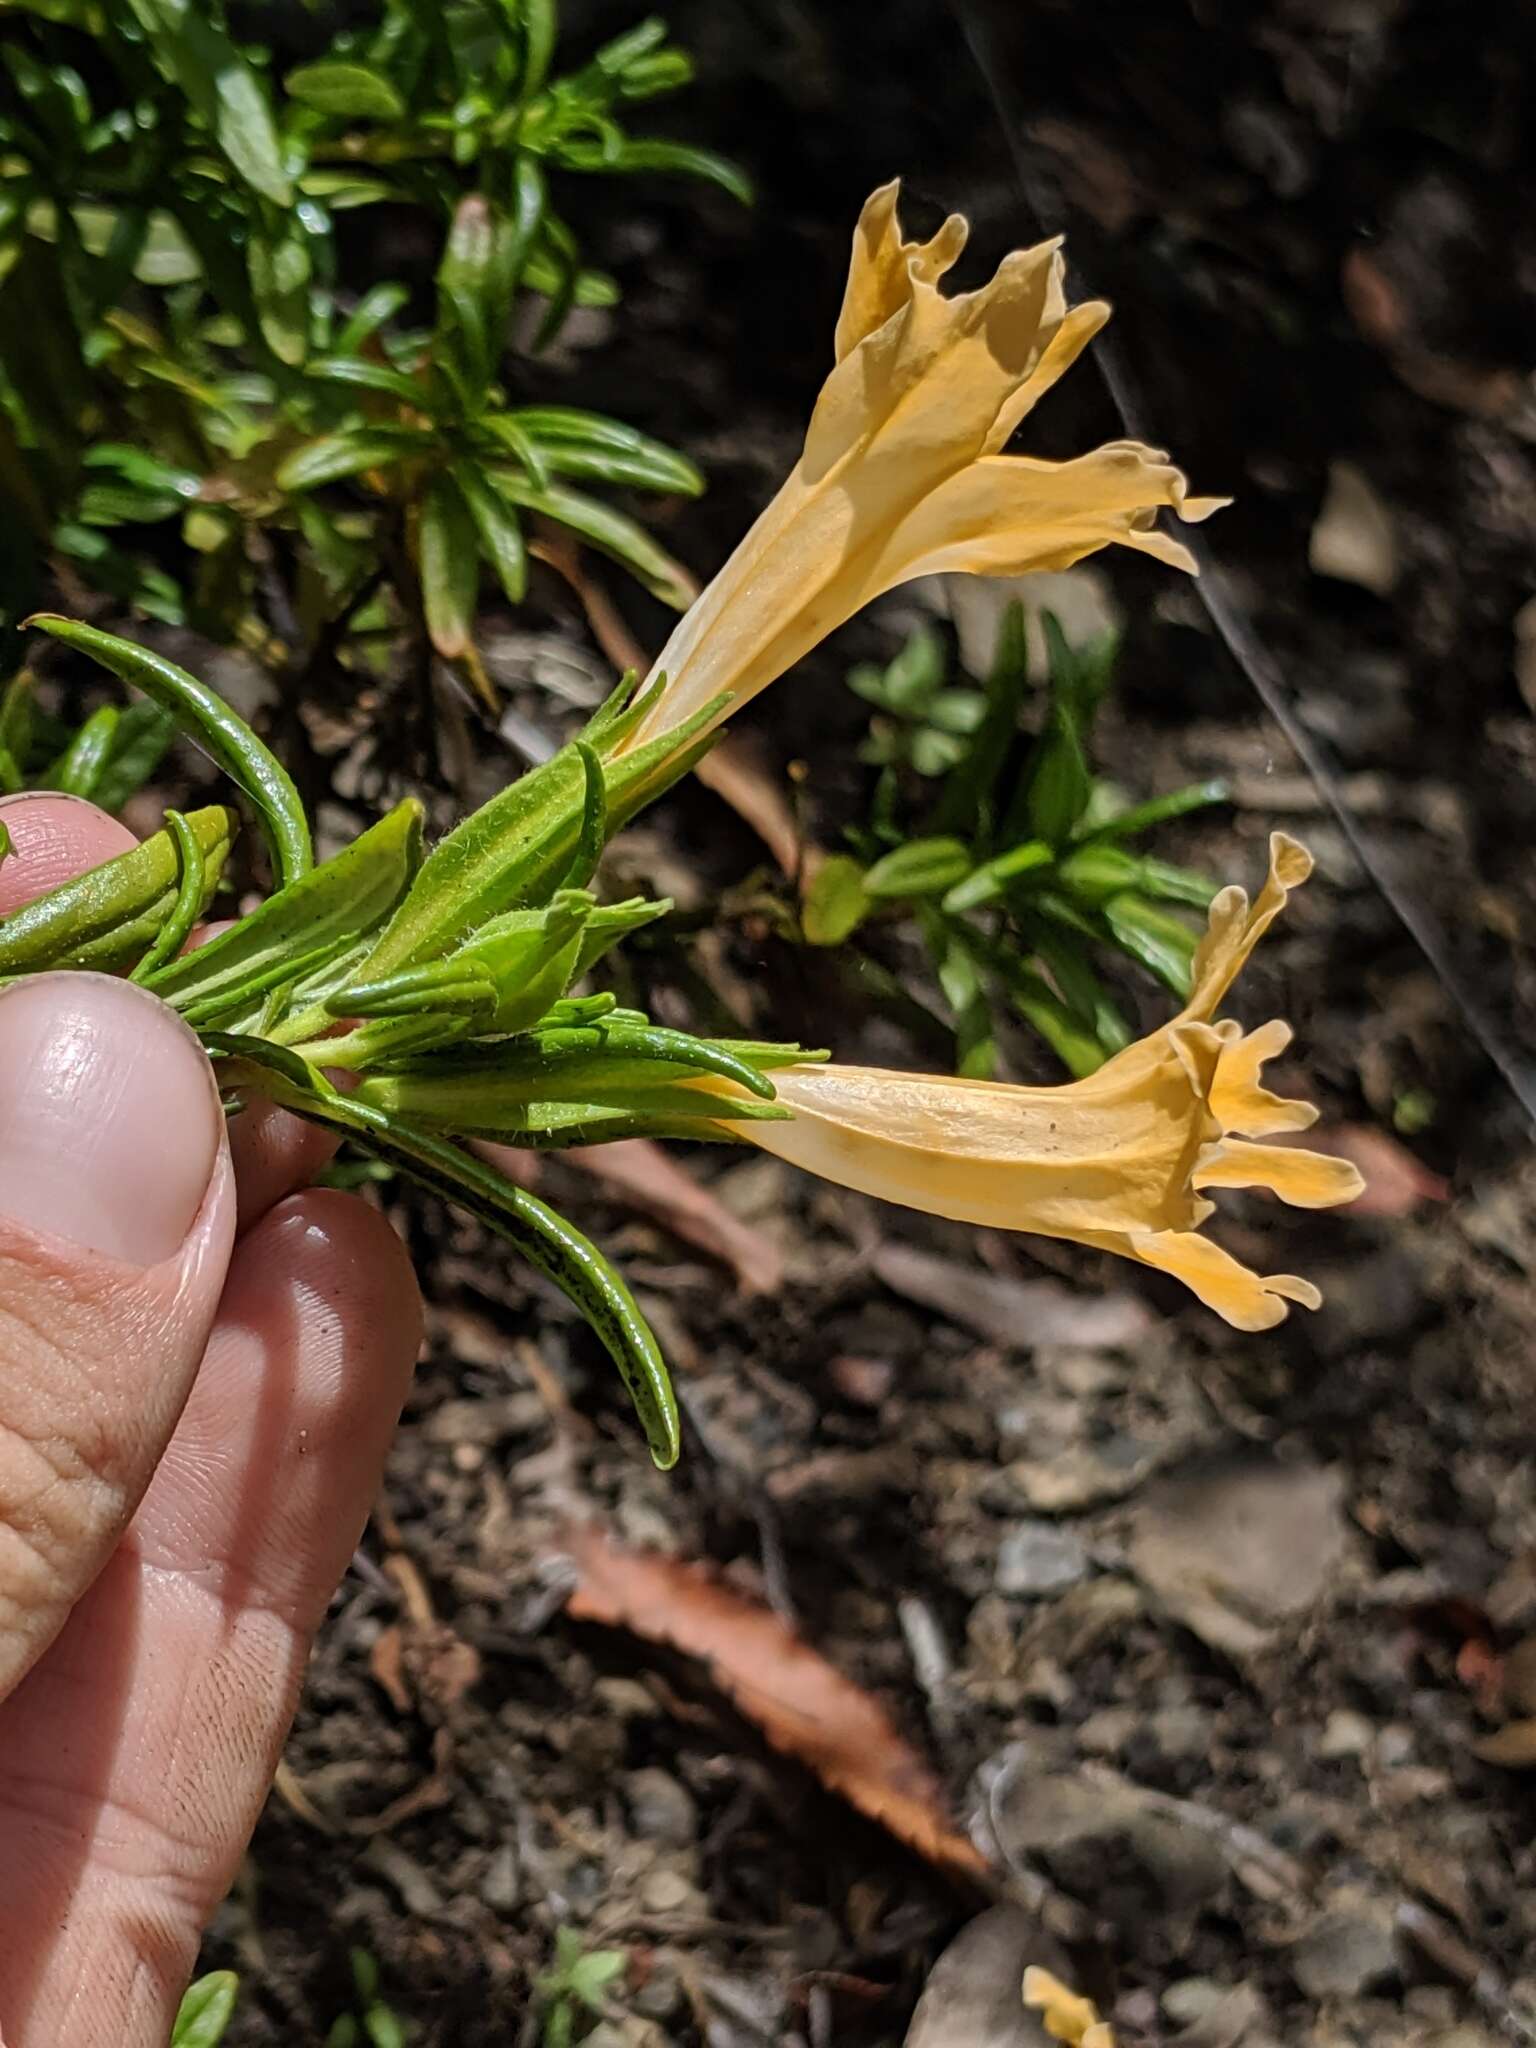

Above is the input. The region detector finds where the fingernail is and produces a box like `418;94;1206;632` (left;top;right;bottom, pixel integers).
0;973;220;1265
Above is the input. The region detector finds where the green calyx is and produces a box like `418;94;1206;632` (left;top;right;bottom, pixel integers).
1;623;815;1471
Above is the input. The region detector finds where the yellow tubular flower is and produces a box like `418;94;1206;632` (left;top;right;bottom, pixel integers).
692;836;1364;1332
614;179;1225;760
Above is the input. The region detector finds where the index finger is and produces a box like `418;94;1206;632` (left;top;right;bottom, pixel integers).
0;792;138;915
0;789;339;1225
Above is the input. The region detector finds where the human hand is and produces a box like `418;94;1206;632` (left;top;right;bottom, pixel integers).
0;793;425;2046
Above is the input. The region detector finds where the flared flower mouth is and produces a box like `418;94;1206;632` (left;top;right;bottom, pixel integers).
690;835;1363;1331
614;179;1224;765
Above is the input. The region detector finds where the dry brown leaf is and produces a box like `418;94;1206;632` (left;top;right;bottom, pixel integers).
562;1523;989;1881
1319;1125;1449;1216
534;528;817;876
1472;1717;1536;1768
478;1136;782;1295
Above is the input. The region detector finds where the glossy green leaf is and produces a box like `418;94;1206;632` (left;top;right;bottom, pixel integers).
0;805;234;975
1101;893;1199;997
457;463;527;606
172;1971;239;2048
277;427;429;492
305;356;427;408
248;222;311;366
285;60;406;121
941;839;1053;914
89;698;178;814
332;282;410;355
1005;965;1108;1079
863;837;970;900
26;617;312;888
125;1;291;205
50;704;119;797
1079;779;1228;844
419;470;479;659
491;476;693;608
802;854;869;946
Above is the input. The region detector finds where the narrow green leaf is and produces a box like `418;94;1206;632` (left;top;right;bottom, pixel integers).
89;699;178;815
306;356;425;407
277;427;428;492
209;1046;682;1469
802;855;869;945
559;136;752;206
172;1970;239;2048
941;839;1053;914
150;799;423;1024
50;704;119;798
561;742;606;890
0;671;34;769
26;618;312;888
492;477;693;608
1101;893;1199;997
130;809;205;983
1079;779;1229;843
419;470;480;659
126;2;291;205
863;837;971;900
457;464;527;605
0;806;234;975
285;60;406;120
332;282;410;356
1005;966;1108;1078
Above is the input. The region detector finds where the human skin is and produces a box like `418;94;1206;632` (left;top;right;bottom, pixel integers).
0;792;425;2045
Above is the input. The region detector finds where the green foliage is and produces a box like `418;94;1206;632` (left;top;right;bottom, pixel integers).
172;1972;239;2048
0;665;177;808
174;1950;408;2047
326;1947;409;2048
4;618;821;1468
820;605;1229;1077
0;1;738;674
537;1927;627;2048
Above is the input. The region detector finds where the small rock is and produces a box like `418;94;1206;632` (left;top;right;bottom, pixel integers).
1163;1977;1271;2047
1318;1709;1374;1760
639;1865;697;1914
1010;1437;1159;1513
1290;1891;1398;2000
1147;1705;1213;1762
1077;1708;1139;1757
997;1522;1090;1597
1309;459;1398;595
903;1904;1071;2046
1128;1452;1349;1659
624;1767;698;1850
633;1968;686;2021
480;1842;521;1913
991;1771;1228;1926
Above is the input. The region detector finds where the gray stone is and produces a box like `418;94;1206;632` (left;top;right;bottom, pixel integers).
997;1522;1090;1597
624;1766;698;1849
1290;1892;1398;2000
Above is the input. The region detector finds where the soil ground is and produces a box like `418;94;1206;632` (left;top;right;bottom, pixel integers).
193;3;1536;2041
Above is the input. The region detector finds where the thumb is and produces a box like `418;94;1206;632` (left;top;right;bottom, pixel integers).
0;972;234;1699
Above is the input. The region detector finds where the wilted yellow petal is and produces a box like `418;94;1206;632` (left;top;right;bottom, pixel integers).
1023;1965;1115;2048
615;181;1218;762
689;835;1362;1328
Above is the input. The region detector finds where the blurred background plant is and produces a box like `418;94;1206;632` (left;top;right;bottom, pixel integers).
0;0;744;701
802;604;1230;1078
171;1948;408;2047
